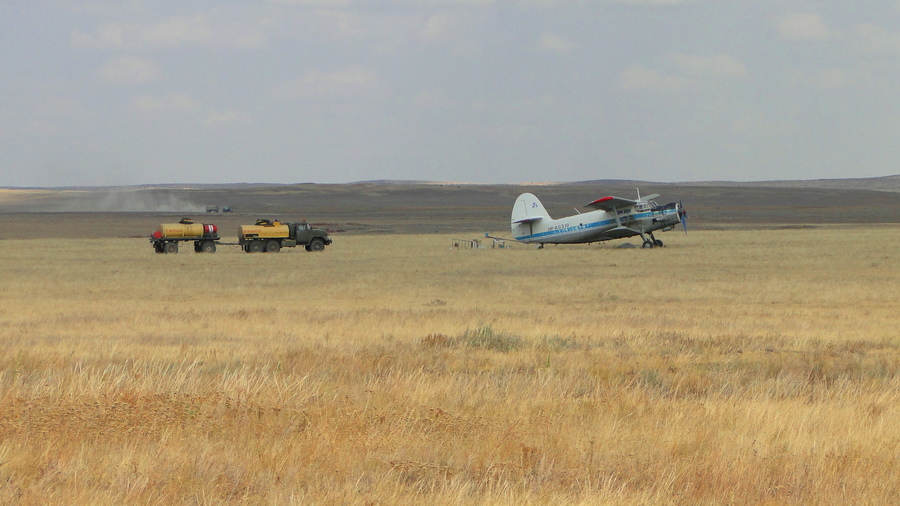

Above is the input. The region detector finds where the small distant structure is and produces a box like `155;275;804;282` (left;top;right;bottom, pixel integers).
452;238;482;249
482;233;510;249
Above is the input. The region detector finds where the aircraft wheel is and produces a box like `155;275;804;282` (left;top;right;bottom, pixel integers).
654;239;664;247
642;240;654;249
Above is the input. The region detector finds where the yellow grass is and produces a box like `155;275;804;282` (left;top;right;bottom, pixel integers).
0;227;898;504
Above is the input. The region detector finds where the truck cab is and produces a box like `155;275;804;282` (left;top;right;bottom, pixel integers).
293;221;332;251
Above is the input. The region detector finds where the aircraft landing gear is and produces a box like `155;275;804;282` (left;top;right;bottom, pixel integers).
640;232;665;248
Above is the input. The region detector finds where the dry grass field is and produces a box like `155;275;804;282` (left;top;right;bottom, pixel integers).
0;226;898;504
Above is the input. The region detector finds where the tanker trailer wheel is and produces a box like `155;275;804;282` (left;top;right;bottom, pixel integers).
163;242;178;254
199;241;217;253
248;241;264;253
154;242;164;254
265;240;281;253
308;238;325;252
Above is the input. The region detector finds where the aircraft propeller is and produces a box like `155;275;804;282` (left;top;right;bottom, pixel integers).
679;201;688;233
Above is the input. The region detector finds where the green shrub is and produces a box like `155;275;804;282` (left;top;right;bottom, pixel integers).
459;326;524;352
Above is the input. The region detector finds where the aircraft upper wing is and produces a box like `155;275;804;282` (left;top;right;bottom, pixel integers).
584;196;638;211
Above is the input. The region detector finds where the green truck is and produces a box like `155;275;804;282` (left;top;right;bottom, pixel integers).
237;219;332;253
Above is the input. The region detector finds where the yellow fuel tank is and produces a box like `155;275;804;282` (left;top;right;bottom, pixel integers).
239;220;289;239
158;222;206;238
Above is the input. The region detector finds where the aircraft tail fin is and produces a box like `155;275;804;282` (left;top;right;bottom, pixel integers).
511;193;550;225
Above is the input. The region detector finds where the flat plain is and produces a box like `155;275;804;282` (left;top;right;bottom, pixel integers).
1;181;899;504
0;218;898;503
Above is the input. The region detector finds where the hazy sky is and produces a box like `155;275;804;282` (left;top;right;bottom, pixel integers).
3;1;900;187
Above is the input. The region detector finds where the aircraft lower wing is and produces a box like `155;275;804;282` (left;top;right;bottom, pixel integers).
601;226;640;240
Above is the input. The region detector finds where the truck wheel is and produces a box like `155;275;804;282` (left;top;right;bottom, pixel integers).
249;241;264;253
200;241;217;253
164;242;178;254
154;243;164;254
308;238;325;252
265;240;281;253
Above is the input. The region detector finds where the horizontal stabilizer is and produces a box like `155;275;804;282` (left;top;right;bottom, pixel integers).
512;216;543;224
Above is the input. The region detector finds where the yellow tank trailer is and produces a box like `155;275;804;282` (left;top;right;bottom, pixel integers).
157;222;209;238
238;218;332;253
150;218;219;254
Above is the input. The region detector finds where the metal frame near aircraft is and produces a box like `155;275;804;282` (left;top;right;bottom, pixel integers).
510;190;687;248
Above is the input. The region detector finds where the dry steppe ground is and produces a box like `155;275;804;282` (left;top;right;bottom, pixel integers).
0;222;898;503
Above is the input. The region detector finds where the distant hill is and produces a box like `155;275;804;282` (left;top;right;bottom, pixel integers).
572;175;900;193
680;175;900;192
5;174;899;193
1;176;898;237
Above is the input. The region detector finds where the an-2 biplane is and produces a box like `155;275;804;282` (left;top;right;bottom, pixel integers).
511;190;687;248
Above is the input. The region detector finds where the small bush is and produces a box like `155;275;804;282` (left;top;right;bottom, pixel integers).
421;333;454;348
459;326;524;352
539;335;578;350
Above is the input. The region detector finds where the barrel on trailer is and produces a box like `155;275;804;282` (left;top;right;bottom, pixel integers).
150;218;219;254
154;222;218;238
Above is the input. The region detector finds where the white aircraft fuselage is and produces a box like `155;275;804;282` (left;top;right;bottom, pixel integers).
511;192;686;247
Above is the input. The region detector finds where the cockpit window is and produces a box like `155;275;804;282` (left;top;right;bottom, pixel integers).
636;201;659;212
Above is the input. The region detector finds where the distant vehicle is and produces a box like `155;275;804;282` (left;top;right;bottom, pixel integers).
511;190;687;248
222;206;232;213
150;217;219;254
206;205;219;213
238;219;332;253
